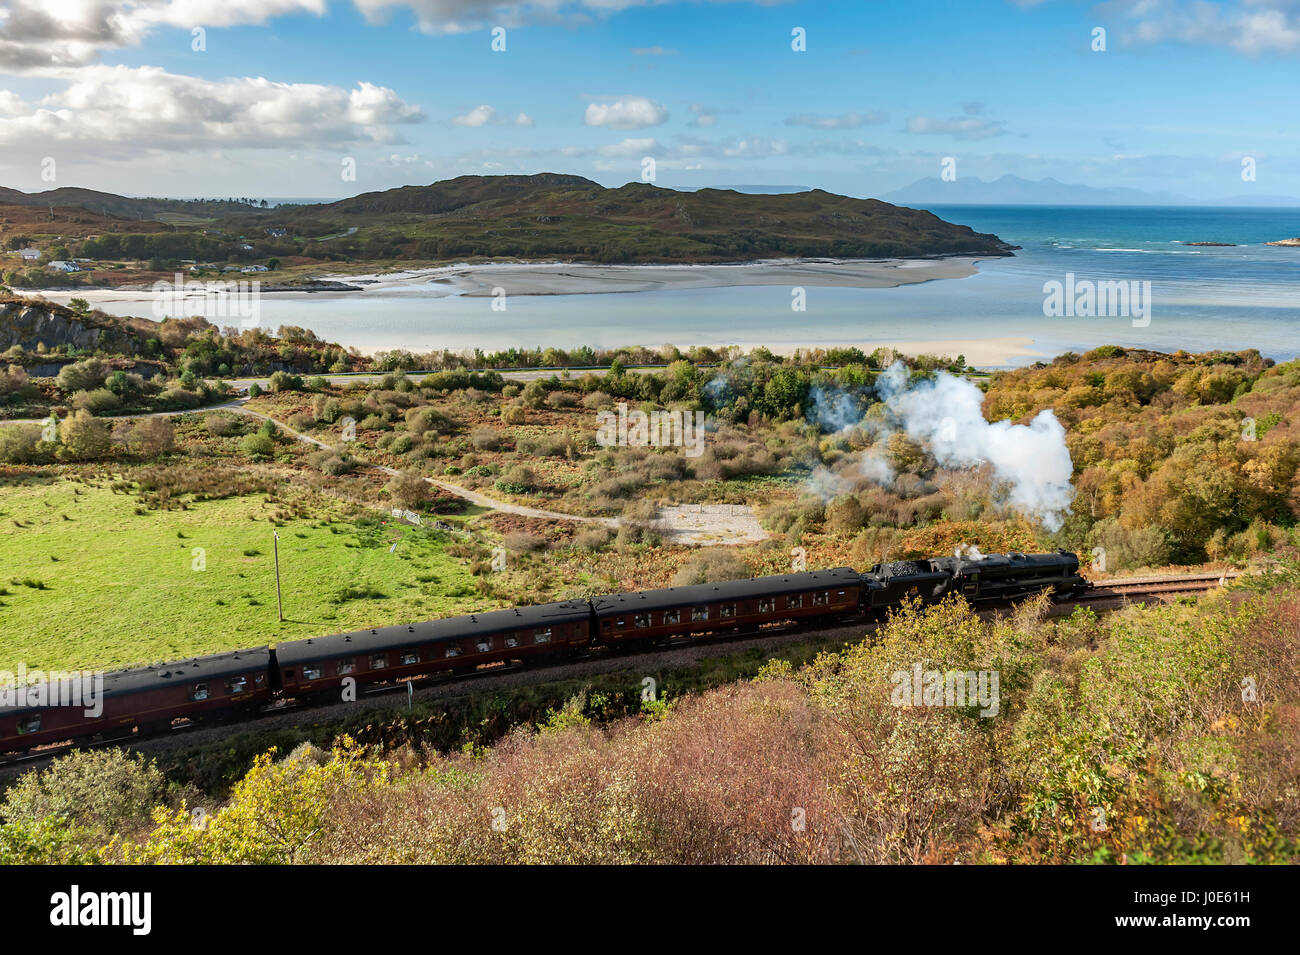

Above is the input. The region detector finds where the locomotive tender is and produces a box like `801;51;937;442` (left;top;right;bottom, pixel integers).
0;550;1088;754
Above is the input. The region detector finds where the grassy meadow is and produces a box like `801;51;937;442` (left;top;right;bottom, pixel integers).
0;477;486;673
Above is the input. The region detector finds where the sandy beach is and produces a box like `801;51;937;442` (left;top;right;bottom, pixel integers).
327;256;992;297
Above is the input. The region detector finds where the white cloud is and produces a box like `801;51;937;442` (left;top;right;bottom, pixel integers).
1094;0;1300;54
785;111;887;129
689;104;720;128
450;105;535;127
353;0;792;36
598;136;659;157
452;104;497;126
0;0;327;71
0;66;425;157
584;95;669;129
904;114;1006;139
632;45;677;55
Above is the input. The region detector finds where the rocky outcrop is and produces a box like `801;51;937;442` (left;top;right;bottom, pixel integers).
0;299;145;354
1266;237;1300;246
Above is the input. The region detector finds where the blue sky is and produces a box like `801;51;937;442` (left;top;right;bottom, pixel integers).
2;0;1299;200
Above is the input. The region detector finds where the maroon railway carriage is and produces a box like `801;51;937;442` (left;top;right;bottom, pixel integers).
0;648;273;753
591;567;863;645
274;600;594;699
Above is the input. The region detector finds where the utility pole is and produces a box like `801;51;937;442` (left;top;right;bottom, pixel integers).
273;531;284;622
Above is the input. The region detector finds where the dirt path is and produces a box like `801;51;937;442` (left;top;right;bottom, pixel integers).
4;399;767;544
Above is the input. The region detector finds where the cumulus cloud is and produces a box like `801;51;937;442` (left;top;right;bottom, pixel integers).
584;96;669;129
452;104;497;126
1100;0;1300;55
0;0;326;71
0;66;425;156
785;111;887;129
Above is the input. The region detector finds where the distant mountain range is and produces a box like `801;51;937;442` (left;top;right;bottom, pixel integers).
883;174;1300;207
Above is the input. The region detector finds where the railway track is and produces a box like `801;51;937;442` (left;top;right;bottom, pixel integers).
0;571;1240;773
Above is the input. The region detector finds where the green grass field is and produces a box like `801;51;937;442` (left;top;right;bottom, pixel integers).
0;478;489;673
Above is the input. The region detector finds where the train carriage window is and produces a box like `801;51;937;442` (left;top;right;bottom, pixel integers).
692;606;709;621
336;658;356;675
445;646;461;658
663;610;681;625
812;592;828;606
634;614;650;629
302;667;322;681
534;628;552;644
370;653;388;670
225;675;248;694
759;598;775;613
16;715;40;735
475;639;492;653
719;603;736;618
255;673;266;685
615;618;627;630
787;594;803;609
400;650;419;665
505;637;519;649
189;682;210;701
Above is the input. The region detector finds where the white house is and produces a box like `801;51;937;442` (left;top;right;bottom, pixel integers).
47;261;80;273
240;264;270;273
18;248;40;261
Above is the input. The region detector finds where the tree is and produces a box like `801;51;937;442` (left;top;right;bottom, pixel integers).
58;410;110;460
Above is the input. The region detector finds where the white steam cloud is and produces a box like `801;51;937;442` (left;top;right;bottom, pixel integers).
808;363;1076;532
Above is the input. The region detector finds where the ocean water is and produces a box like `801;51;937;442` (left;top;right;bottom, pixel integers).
67;206;1300;367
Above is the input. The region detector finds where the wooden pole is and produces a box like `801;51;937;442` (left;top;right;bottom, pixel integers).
273;531;284;622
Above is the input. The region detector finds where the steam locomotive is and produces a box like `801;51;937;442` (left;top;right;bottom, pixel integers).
0;550;1088;754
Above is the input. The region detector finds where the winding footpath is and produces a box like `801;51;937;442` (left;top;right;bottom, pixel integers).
4;397;618;527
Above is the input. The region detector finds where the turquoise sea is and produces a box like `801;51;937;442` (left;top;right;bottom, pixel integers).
72;205;1300;367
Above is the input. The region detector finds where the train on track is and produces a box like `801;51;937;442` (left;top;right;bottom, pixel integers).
0;549;1089;755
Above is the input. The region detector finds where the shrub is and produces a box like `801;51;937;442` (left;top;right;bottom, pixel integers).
0;423;46;464
70;387;120;415
671;548;751;585
1;749;170;842
58;409;110;460
1087;517;1172;571
504;531;546;553
268;371;304;393
0;364;29;397
387;469;431;509
129;417;175;457
247;382;262;397
55;358;106;395
241;431;275;459
471;427;505;451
